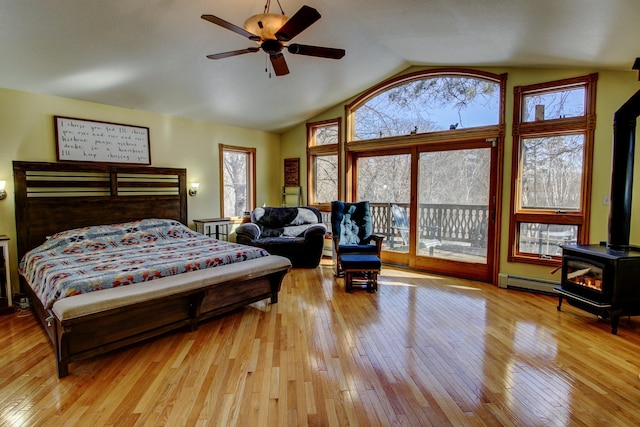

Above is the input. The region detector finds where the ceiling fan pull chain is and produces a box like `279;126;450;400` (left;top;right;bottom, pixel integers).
263;0;270;14
265;54;272;78
275;0;285;15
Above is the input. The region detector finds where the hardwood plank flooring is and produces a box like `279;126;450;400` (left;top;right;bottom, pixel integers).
2;259;640;426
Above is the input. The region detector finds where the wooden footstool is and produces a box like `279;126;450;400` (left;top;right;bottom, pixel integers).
340;254;381;293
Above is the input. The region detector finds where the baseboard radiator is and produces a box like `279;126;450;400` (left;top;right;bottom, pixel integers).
498;273;559;295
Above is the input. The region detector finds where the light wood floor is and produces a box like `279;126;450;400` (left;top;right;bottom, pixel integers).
2;259;640;426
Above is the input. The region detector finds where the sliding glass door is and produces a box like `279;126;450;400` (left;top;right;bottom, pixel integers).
355;153;411;259
415;145;495;280
353;141;497;282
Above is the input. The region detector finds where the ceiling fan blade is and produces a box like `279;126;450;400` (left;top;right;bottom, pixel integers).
287;44;345;59
270;53;290;76
207;47;259;60
275;5;321;42
201;14;260;41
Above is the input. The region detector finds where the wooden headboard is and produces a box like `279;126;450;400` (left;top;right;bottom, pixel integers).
13;161;187;259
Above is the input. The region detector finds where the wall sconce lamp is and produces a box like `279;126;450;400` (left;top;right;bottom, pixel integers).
0;181;6;200
189;182;200;197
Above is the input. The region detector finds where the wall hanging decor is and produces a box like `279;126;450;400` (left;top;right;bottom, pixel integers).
55;116;151;165
284;157;299;187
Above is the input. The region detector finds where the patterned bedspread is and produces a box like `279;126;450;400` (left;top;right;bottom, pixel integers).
19;218;270;309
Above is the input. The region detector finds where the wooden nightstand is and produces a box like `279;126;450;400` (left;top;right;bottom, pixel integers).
0;235;14;314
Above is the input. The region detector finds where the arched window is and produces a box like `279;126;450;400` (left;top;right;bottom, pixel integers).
340;69;505;282
347;69;503;143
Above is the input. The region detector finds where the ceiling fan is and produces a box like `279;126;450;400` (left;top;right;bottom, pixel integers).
201;2;345;77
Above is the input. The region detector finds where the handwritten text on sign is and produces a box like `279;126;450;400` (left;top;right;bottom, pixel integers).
55;116;151;164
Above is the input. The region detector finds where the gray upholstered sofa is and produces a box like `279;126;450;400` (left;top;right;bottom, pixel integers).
235;206;327;268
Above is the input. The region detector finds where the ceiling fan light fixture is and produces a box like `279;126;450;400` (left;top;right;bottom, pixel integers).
202;3;343;77
244;13;288;41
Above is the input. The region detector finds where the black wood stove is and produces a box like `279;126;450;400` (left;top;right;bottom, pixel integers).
556;81;640;334
557;244;640;334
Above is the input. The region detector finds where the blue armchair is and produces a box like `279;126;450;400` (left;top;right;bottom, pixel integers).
330;201;384;276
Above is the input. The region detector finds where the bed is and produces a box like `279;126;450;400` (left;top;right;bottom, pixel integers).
13;161;291;377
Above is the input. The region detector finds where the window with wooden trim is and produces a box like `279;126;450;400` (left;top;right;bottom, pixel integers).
219;144;256;218
349;70;501;142
307;119;340;206
509;74;597;265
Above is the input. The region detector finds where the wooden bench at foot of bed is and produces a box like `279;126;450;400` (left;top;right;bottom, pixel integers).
24;255;291;378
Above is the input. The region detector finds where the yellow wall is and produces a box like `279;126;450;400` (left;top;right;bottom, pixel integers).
2;67;639;291
280;66;640;283
0;87;281;290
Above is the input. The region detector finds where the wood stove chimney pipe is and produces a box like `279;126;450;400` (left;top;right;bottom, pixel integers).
608;84;640;248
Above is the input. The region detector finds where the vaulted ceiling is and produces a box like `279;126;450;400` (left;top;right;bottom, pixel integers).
1;0;638;133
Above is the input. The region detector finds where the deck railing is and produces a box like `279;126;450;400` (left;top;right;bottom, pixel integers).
321;203;489;244
369;202;489;248
320;202;574;259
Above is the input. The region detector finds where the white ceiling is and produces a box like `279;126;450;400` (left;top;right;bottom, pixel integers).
1;0;639;133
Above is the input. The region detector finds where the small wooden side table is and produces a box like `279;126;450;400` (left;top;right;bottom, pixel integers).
0;235;13;314
193;218;231;241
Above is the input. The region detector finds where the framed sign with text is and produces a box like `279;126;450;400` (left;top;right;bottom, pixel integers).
55;116;151;165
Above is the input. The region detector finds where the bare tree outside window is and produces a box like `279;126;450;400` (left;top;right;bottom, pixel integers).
418;149;490;205
510;74;597;263
521;135;584;210
315;125;338;145
315;154;338;203
523;87;585;122
356;154;411;204
308;120;340;205
354;76;500;140
220;146;254;218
